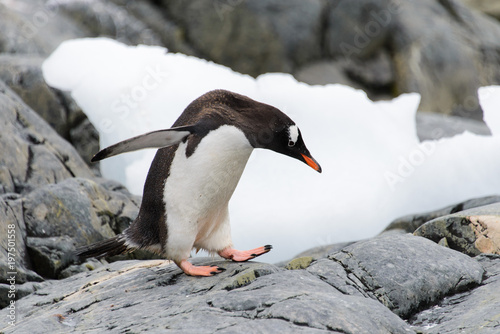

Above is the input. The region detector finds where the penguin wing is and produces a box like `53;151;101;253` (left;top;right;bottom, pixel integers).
91;125;196;162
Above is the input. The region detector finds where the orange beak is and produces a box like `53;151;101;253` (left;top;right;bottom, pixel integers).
301;153;322;173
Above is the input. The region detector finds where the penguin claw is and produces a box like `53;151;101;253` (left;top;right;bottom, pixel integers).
218;245;273;262
178;260;224;276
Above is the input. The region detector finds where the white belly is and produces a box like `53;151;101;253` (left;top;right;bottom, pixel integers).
163;125;253;260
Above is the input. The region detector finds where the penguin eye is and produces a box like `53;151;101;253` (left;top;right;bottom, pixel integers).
288;140;295;147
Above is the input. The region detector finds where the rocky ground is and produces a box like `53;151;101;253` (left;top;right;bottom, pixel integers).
1;0;500;333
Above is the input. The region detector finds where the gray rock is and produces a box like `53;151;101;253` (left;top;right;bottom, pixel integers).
0;259;413;333
26;236;76;279
312;234;484;318
290;241;357;261
0;281;44;309
463;0;500;21
294;50;395;101
410;254;500;333
0;176;141;284
0;54;100;170
384;195;500;233
0;80;94;194
161;0;326;76
416;111;492;140
391;0;500;120
414;202;500;256
0;0;86;55
3;233;496;333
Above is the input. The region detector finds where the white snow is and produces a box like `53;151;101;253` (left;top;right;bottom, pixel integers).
42;38;500;263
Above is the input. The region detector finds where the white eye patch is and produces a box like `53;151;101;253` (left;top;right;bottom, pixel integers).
288;125;299;146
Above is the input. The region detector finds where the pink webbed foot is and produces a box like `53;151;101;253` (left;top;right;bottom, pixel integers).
218;245;272;262
177;260;225;277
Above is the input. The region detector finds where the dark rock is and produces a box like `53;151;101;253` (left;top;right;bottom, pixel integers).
384;195;500;233
160;0;326;76
391;0;500;120
26;236;76;279
314;234;484;318
58;258;106;279
324;0;393;59
414;202;500;256
294;50;394;101
410;254;500;333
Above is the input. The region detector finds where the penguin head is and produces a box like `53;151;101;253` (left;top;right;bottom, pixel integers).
241;103;322;173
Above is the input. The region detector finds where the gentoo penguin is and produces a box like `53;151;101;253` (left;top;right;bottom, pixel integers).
76;89;321;276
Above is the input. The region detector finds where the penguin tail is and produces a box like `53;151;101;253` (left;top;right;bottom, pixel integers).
74;234;132;260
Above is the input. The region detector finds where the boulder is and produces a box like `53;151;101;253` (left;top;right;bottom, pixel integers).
307;234;484;318
0;81;142;286
384;195;500;233
410;254;500;333
0;54;100;168
0;80;93;194
160;0;326;76
414;202;500;256
416;111;492;140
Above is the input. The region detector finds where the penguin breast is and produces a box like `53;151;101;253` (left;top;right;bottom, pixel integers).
163;125;254;235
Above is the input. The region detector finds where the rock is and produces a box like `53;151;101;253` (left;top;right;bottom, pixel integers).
0;281;44;309
416;111;492;140
290;241;356;261
0;55;100;169
0;80;94;194
58;258;106;280
308;233;484;318
294;50;394;101
55;0;163;47
0;195;43;286
384;195;500;233
3;233;496;333
26;236;76;279
0;0;85;55
0;176;141;284
464;0;500;21
391;0;500;120
409;254;500;333
284;256;314;270
160;0;326;76
414;202;500;256
0;259;413;333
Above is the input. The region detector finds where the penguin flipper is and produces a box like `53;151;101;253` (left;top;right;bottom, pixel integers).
91;125;196;162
